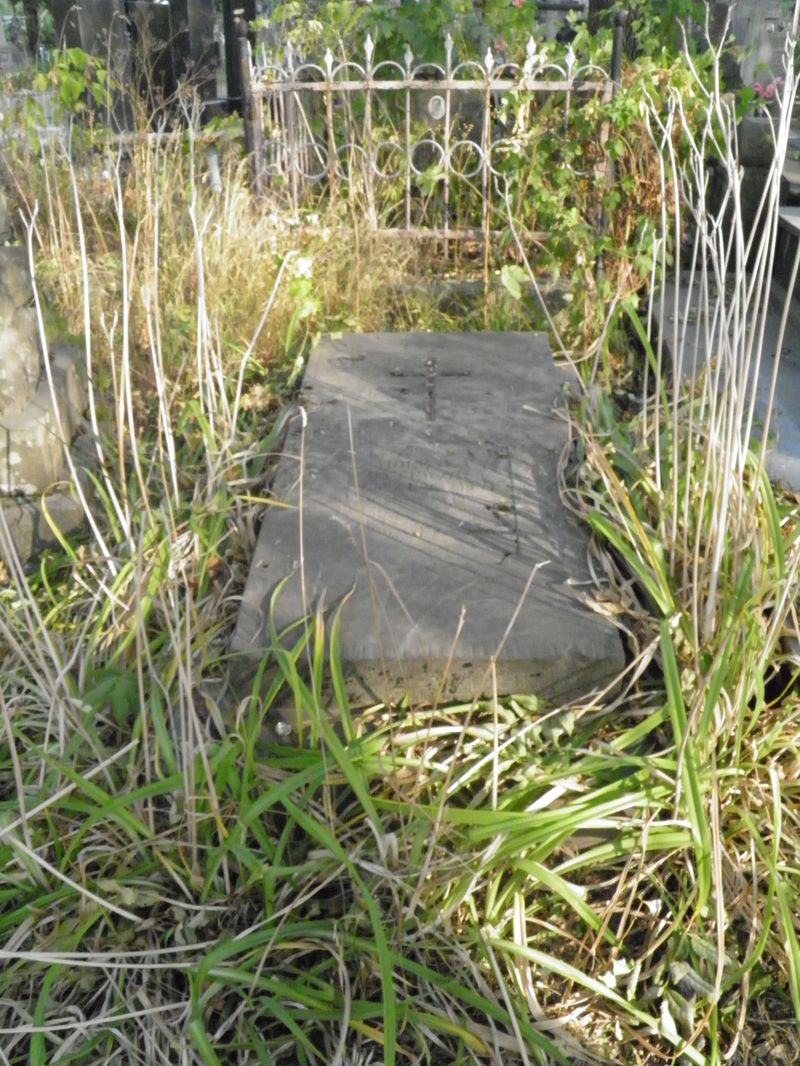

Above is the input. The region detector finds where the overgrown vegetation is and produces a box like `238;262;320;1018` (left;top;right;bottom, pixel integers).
1;5;800;1064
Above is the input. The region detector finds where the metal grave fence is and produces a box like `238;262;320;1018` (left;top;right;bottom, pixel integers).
238;19;625;248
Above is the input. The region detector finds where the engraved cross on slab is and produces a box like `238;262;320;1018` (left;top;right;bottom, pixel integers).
389;356;471;420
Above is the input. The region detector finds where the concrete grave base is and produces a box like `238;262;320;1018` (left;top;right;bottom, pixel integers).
233;332;624;707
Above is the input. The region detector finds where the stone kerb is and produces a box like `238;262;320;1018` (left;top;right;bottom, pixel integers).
0;216;88;564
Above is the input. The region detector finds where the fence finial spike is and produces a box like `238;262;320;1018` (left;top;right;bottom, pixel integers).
565;43;576;74
404;44;414;71
523;34;539;77
365;33;374;66
485;46;494;73
324;47;334;76
445;31;453;66
285;39;294;70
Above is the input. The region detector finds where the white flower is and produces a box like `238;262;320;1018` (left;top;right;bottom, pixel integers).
295;255;314;279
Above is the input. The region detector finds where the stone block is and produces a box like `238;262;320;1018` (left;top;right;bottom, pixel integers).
0;348;87;494
0;287;18;329
0;487;85;566
0;309;41;412
0;496;35;563
36;488;85;546
50;343;88;428
0;400;66;494
656;271;800;493
233;331;625;706
0;246;33;309
0;189;12;244
737;116;775;168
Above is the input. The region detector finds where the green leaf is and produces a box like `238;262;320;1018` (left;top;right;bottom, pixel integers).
660;621;712;911
500;263;528;301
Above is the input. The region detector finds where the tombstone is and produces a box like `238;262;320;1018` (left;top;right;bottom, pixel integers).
0;236;87;565
708;0;792;90
127;1;179;107
657;269;800;494
0;13;27;71
52;0;134;129
539;0;586;41
170;0;219;107
221;0;256;107
233;332;624;707
702;2;800;259
52;0;221;122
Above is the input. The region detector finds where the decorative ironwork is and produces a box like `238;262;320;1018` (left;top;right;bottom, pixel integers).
239;28;618;245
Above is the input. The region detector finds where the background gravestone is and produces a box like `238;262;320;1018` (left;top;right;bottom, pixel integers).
0;193;87;565
0;14;27;71
51;0;135;130
52;0;221;125
703;1;800;252
127;1;180;108
707;0;792;89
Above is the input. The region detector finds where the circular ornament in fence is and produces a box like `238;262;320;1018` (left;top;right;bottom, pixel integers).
373;141;405;180
294;140;330;183
335;142;368;182
410;138;445;176
449;139;485;180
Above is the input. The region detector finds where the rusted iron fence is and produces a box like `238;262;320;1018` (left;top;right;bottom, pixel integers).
238;17;625;246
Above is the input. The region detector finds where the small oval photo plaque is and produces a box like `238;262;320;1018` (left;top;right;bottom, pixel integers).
427;94;446;121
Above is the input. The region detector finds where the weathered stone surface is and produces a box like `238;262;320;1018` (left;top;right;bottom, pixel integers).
0;345;87;494
0;226;88;564
233;331;624;706
35;487;84;545
0;496;35;562
51;343;87;429
737;117;774;168
708;0;791;88
0;245;38;412
0;310;41;411
0;487;85;566
0;190;12;244
0;247;33;309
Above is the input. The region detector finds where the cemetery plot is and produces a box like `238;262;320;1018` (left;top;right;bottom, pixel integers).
233;331;624;705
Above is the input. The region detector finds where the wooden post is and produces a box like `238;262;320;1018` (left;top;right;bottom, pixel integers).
237;18;264;194
595;8;628;279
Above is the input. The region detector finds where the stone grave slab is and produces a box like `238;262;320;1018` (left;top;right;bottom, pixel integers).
232;332;624;705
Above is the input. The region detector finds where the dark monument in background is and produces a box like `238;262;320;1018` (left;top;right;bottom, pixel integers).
126;1;179;110
51;0;134;128
51;0;256;124
45;0;601;130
